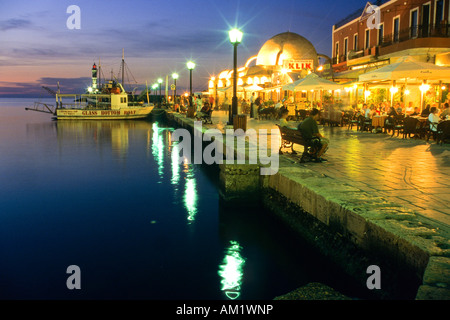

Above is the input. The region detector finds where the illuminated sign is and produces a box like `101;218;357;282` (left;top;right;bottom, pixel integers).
283;60;314;71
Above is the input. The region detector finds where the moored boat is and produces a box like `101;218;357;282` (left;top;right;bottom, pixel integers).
54;79;153;120
26;54;154;120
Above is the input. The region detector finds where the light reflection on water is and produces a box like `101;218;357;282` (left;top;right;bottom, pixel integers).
218;240;246;300
0;100;376;300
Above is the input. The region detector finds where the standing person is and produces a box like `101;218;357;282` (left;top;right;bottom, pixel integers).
298;108;329;163
195;95;203;114
250;93;255;118
209;95;215;110
254;96;262;118
222;95;229;112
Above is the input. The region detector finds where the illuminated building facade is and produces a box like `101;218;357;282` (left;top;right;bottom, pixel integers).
332;0;450;77
208;32;323;106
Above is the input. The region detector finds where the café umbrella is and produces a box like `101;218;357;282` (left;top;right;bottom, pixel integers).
359;57;450;82
286;73;344;91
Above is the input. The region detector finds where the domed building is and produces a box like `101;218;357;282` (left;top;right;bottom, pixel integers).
208;31;322;111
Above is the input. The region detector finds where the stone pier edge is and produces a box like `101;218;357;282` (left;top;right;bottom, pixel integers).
165;111;450;300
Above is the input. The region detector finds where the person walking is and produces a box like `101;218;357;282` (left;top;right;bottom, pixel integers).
250;93;255;118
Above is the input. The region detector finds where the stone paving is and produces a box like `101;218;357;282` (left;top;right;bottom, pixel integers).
206;110;450;237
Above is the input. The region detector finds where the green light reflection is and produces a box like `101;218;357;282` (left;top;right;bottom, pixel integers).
218;240;246;300
184;171;197;223
152;122;164;179
171;142;180;187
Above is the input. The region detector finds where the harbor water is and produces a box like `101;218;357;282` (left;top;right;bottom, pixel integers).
0;98;373;300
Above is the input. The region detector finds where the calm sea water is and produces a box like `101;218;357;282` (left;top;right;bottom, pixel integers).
0;98;370;300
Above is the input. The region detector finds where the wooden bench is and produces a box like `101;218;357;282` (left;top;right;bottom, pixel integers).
276;124;308;154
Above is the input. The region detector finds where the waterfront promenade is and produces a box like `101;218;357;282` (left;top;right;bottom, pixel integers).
206;110;450;235
166;109;450;299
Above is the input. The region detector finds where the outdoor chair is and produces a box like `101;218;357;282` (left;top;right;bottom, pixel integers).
402;117;421;139
383;116;395;134
347;112;359;130
357;115;372;132
425;120;439;142
436;121;450;145
391;115;405;137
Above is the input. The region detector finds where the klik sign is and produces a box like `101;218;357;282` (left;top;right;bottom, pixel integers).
283;60;314;71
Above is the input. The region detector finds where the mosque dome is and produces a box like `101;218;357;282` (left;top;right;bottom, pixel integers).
256;32;318;68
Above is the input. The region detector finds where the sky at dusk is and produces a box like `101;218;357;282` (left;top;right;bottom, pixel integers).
0;0;367;97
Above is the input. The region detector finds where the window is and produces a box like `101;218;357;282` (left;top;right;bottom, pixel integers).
435;0;444;26
353;33;358;51
335;42;339;63
344;37;348;60
365;29;370;49
410;9;418;38
393;16;400;42
378;23;384;45
422;3;430;37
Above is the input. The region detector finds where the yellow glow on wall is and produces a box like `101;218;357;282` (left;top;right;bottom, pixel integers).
238;78;243;85
218;80;224;88
253;77;260;84
247;78;253;85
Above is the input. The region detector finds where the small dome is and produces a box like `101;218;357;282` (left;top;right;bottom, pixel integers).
256;32;317;67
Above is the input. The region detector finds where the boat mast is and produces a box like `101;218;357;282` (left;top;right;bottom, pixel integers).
98;57;101;88
122;48;125;86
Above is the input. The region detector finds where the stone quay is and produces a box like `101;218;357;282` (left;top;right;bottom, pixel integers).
165;109;450;300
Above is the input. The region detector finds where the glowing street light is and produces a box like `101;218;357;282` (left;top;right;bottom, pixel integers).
157;78;163;105
228;28;243;125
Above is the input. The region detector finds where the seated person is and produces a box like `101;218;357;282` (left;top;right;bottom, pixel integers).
279;109;296;129
411;107;420;116
421;105;431;117
440;103;450;120
196;103;211;120
298;108;329;162
428;107;440;139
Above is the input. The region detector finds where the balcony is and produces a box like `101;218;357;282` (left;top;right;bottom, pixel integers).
381;23;450;47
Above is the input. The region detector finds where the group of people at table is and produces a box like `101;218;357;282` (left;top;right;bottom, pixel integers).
356;99;450;136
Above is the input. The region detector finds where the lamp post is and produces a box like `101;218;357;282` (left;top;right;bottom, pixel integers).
157;78;163;106
152;84;158;104
187;61;195;117
172;73;179;104
228;28;243;125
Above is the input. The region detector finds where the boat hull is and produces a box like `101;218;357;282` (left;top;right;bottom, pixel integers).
56;106;154;120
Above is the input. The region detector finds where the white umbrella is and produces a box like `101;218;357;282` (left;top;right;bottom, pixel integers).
244;84;264;91
282;78;306;91
359;57;450;82
293;73;344;91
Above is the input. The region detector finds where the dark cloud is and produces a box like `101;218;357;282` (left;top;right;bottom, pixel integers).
0;18;32;31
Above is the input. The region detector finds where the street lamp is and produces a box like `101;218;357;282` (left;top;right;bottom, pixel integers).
187;61;195;117
152;84;158;104
172;73;179;104
157;78;163;106
228;28;243;125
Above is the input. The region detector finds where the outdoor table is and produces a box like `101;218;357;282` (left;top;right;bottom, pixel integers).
372;115;388;128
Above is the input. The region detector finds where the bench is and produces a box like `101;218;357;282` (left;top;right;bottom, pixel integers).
276;125;320;162
197;109;213;124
